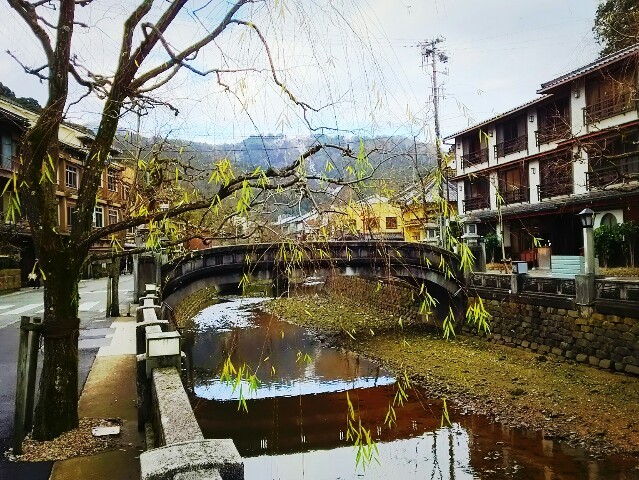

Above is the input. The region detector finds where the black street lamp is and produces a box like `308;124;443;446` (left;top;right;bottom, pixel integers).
578;208;595;228
577;208;595;274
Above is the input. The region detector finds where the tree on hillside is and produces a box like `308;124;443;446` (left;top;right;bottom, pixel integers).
593;0;639;56
5;0;375;440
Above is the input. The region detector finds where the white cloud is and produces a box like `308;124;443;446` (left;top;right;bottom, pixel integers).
0;0;601;143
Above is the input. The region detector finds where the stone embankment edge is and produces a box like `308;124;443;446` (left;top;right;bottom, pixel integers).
137;288;243;480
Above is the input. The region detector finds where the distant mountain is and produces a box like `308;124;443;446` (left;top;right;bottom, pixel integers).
115;132;436;186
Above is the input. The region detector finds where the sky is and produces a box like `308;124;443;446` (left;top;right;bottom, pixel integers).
0;0;602;145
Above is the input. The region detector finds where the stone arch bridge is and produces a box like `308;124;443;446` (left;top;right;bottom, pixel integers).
160;241;466;302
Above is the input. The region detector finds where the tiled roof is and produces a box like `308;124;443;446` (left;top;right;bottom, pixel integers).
443;96;550;141
462;188;639;221
538;43;639;93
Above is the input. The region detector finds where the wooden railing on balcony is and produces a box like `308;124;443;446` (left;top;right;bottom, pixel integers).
586;154;639;189
499;187;529;205
583;91;636;124
537;181;573;200
495;135;527;158
461;148;488;169
535;124;570;146
0;155;18;173
462;196;490;212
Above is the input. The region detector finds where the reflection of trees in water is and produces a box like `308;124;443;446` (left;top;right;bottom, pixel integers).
189;310;381;386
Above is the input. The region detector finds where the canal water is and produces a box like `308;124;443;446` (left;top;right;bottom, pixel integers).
181;297;638;479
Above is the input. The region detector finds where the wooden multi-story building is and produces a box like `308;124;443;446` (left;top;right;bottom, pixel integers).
446;43;639;261
1;96;131;283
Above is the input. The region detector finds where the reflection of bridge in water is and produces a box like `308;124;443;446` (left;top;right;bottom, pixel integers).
161;241;466;304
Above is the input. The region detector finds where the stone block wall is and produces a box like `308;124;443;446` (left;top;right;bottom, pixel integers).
324;274;426;324
0;268;21;291
465;297;639;376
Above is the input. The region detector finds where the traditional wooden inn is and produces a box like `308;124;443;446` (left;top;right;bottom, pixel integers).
446;43;639;264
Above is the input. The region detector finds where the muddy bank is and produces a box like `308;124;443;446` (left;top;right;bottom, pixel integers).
266;293;639;459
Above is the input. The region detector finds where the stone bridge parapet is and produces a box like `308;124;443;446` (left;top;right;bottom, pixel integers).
161;241;464;299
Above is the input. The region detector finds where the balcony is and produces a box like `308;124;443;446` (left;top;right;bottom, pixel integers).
463;196;490;213
0;155;18;174
498;187;529;205
495;135;527;159
461;148;488;169
535;125;570;146
537;181;573;200
586;154;639;189
583;92;636;124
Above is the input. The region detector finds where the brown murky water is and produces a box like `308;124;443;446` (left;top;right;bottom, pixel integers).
182;297;639;480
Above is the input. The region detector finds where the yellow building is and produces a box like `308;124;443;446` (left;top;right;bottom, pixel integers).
393;179;458;243
329;194;404;240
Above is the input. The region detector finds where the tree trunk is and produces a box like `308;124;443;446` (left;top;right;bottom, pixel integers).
32;259;81;440
32;333;79;439
110;259;120;317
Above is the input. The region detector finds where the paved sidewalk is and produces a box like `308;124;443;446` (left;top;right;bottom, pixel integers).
0;276;135;479
50;315;144;480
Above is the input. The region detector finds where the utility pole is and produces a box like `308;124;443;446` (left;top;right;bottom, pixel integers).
419;37;448;247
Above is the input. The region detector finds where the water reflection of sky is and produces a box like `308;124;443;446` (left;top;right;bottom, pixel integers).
244;426;476;480
190;297;267;332
187;296;396;401
194;375;396;401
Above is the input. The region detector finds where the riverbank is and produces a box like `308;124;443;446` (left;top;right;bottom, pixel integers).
267;293;639;459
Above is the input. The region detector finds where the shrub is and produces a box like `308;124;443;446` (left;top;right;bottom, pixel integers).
484;232;501;263
594;225;622;267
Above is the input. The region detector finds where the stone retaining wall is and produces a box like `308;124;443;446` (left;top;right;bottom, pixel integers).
324;274;425;324
465;296;639;376
172;286;218;328
0;268;21;291
323;274;639;376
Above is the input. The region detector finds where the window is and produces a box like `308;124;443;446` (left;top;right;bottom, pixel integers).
108;208;118;225
364;216;379;230
66;206;77;229
1;134;16;170
385;216;398;229
66;165;78;189
93;206;103;228
107;169;117;192
498;165;529;204
600;213;617;228
123;186;130;201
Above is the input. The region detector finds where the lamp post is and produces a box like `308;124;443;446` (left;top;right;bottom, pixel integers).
461;221;485;272
575;208;596;306
578;208;595;274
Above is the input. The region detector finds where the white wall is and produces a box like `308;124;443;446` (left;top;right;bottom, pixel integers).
528;159;540;204
526;106;537;154
573;145;589;195
594;209;624;229
457;180;464;214
489;172;498;209
570;78;587;137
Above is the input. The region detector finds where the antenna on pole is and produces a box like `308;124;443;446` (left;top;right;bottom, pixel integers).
418;37;449;247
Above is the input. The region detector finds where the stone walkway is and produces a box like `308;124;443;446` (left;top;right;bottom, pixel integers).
49;316;144;480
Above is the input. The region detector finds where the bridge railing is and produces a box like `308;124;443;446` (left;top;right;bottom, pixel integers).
161;241;464;298
136;284;244;480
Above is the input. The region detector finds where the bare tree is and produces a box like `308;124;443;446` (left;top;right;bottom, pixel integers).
5;0;368;440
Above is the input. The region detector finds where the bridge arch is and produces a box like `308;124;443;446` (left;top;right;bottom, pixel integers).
161;241;466;304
